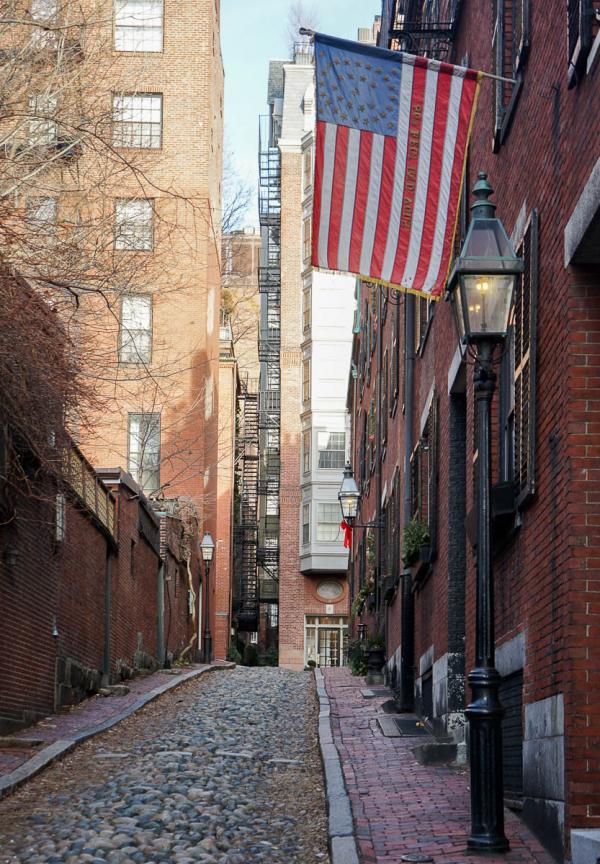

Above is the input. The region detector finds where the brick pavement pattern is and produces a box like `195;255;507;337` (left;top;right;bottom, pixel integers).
324;668;554;864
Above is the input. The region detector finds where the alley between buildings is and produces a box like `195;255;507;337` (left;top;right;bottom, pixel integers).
0;668;328;864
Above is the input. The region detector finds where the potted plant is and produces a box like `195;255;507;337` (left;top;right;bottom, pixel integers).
365;635;386;685
402;518;430;566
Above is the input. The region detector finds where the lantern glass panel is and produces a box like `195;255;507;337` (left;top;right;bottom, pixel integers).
461;219;516;268
462;274;515;337
339;491;359;520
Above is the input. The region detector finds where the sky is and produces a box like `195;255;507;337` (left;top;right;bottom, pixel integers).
221;0;381;227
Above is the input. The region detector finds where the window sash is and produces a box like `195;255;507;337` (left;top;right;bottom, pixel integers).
317;432;345;470
115;199;154;250
114;0;163;52
303;429;311;473
303;216;312;263
120;295;152;363
302;358;311;402
316;503;342;542
128;412;160;492
28;94;58;144
302;503;310;544
113;94;162;149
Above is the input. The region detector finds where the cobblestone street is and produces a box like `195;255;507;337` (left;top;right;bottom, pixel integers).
0;668;329;864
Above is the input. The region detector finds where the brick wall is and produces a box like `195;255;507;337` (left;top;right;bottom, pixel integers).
349;1;600;856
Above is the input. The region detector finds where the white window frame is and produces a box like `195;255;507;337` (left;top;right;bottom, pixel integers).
316;502;342;542
317;431;346;471
28;94;58;145
120;295;152;364
302;502;310;546
128;412;160;493
115;199;154;250
114;0;163;52
113;93;162;149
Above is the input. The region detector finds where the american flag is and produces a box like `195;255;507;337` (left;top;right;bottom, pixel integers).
312;34;480;298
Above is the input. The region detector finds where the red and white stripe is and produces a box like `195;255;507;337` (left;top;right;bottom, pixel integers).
312;55;480;298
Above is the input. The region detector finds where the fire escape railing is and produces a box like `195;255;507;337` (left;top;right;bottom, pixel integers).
233;381;260;631
382;0;463;60
256;113;281;602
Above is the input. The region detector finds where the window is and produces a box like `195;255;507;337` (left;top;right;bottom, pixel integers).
128;412;160;493
267;364;280;391
317;503;342;542
113;93;162;149
267;302;280;340
303;215;312;264
120;295;152;363
30;0;58;44
567;0;600;86
115;199;154;250
55;493;66;542
500;210;538;505
303;429;311;474
31;0;58;19
266;494;279;516
302;147;312;193
303;284;311;332
302;502;310;545
415;296;432;353
410;395;438;550
367;397;376;473
302;357;311;402
114;1;163;52
28;196;57;228
28;94;57;145
492;0;529;150
317;432;345;470
250;631;258;644
266;428;279;452
381;352;388;447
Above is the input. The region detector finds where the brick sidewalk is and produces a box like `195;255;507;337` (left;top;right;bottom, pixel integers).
0;663;228;781
323;667;554;864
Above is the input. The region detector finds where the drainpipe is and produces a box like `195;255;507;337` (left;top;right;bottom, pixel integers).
102;544;113;687
399;294;415;710
157;560;165;667
375;285;383;629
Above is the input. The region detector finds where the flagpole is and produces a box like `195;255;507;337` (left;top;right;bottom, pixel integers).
299;28;517;85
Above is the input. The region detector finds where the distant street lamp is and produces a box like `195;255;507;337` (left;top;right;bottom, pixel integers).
338;461;360;525
448;172;524;852
201;532;215;664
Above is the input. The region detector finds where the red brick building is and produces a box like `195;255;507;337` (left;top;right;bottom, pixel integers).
348;2;600;861
0;271;202;732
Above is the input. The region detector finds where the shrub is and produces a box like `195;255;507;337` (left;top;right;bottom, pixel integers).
242;643;259;667
347;639;368;676
226;642;242;664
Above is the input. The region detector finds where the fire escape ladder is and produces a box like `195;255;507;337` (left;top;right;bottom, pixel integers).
235;388;260;632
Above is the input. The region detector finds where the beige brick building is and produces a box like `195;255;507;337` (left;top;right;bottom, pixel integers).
6;1;226;658
244;45;356;670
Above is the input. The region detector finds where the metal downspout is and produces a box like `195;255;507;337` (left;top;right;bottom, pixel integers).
102;544;113;687
400;294;415;710
157;561;165;667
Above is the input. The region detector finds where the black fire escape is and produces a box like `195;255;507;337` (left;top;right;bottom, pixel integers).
257;114;281;606
381;0;463;60
234;378;260;631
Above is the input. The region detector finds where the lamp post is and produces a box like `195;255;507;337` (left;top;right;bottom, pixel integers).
201;532;215;664
448;172;524;852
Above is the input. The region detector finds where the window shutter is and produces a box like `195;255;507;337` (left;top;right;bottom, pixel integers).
568;0;593;87
514;209;538;505
428;395;439;554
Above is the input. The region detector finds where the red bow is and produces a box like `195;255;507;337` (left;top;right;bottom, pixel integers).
340;520;353;549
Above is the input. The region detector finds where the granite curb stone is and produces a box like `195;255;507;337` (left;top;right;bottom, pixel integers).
0;662;234;800
314;668;360;864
